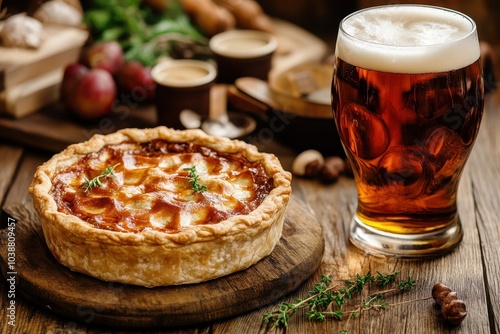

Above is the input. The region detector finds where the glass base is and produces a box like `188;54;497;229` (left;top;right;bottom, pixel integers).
349;214;463;258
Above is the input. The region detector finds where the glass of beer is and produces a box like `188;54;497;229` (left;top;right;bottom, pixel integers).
331;5;484;257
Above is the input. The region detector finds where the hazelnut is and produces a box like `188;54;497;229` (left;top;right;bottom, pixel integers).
320;156;345;183
432;283;452;306
442;292;467;325
292;150;325;178
432;283;467;325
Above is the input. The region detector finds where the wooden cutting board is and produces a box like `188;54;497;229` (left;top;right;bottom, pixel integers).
0;196;324;328
0;102;156;153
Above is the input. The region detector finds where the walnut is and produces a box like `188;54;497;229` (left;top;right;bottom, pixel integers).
1;13;43;49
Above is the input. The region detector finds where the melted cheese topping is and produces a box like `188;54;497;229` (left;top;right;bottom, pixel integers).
50;140;273;233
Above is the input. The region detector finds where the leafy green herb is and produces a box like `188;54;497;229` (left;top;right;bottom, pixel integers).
82;163;120;192
183;166;207;193
83;0;207;66
376;271;400;286
263;271;424;333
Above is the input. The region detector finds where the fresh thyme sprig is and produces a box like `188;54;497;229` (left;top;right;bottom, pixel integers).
263;271;419;332
82;163;120;192
183;165;207;193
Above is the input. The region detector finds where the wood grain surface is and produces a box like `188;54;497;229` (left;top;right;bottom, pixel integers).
3;94;500;333
0;22;499;334
0;194;324;328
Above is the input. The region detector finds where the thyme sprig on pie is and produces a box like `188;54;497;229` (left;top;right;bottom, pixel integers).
183;165;207;193
82;163;120;192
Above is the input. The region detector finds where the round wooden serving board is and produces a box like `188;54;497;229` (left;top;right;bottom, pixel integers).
0;196;324;328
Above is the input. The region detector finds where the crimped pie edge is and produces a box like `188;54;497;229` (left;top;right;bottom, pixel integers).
28;126;292;286
29;126;292;246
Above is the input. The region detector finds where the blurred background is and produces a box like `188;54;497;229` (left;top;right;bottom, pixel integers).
258;0;499;71
3;0;498;42
1;0;497;126
2;0;498;66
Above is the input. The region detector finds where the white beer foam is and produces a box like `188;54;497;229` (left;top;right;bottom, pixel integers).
336;5;480;73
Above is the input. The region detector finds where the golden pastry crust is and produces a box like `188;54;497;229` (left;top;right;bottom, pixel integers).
29;126;291;287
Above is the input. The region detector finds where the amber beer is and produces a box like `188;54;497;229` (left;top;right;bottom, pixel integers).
332;5;484;256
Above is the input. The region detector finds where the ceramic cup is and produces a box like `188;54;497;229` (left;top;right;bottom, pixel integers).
151;59;217;129
209;30;278;84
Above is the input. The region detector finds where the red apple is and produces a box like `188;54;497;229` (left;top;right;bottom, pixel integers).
60;63;88;104
66;69;117;120
81;41;124;74
115;61;155;103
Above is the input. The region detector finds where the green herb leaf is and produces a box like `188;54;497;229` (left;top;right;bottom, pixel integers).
183;166;207;193
398;277;416;290
376;271;400;286
83;0;207;67
262;271;424;331
82;163;120;192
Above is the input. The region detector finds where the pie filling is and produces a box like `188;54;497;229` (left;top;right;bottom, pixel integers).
50;140;274;233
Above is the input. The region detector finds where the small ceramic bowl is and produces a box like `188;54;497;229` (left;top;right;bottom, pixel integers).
151;59;217;129
209;30;277;84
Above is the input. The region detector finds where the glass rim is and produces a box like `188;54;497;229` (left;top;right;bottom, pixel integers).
339;4;477;49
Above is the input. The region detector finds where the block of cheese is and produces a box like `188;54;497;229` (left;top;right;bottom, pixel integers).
0;24;88;91
0;69;63;118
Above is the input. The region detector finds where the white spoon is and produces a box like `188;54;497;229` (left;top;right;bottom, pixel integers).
201;85;256;139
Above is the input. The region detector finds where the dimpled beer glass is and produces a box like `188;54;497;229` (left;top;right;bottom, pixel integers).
332;5;484;257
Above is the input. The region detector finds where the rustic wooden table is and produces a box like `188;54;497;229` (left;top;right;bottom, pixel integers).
1;90;499;333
